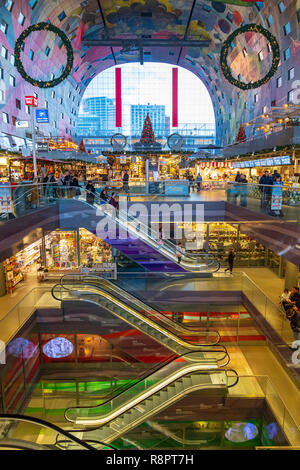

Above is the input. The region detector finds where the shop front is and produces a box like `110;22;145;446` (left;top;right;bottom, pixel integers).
196;162;235;182
0;229;117;296
3;240;43;293
176;221;286;276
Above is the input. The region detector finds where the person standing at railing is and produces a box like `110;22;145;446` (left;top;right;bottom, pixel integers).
57;173;65;198
63;170;72;198
270;175;284;217
285;305;300;348
235;172;241;183
31;177;39;208
72;174;80;199
86;180;96;205
259;171;272;209
48;172;57;200
239;174;248;207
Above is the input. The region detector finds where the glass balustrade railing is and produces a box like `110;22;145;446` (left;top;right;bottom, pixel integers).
84;190;220;273
227;375;300;448
1;180;299;222
52;278;229;365
59;274;221;343
64;351;237;426
114;271;294;346
0;287;55;345
0;414;109;450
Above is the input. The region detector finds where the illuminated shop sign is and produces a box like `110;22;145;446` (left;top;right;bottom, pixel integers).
25;96;38;107
233;156;291;168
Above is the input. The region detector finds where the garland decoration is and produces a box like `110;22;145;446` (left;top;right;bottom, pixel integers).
14;22;74;88
220;24;280;90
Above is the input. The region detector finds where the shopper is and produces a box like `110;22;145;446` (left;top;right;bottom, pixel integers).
176;241;185;264
86;180;96;205
270;175;284;217
280;288;290;308
57;173;65;198
259;171;272;209
272;170;281;182
72;174;81;199
123;170;129;194
48;172;57;200
235;172;241;183
286;305;300;347
196;173;202;192
239;174;248;207
225;249;235;275
31;177;39;209
100;187;109;202
63;170;72;198
109;192;118;208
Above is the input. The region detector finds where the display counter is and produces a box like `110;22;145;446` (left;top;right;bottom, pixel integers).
38;263;117;281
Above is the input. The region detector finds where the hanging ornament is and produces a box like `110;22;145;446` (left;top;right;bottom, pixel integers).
220;24;280;90
14;22;74;88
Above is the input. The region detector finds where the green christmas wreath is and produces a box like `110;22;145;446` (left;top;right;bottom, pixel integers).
220;24;280;90
14;22;74;88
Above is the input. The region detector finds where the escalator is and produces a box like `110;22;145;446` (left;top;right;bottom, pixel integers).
70;188;220;273
7;186;220;273
0;414;103;450
52;274;228;363
62;354;238;448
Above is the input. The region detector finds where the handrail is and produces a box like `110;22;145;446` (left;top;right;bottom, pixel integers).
1;180;299;191
52;279;229;360
92;191;220;273
63;350;232;424
59;273;221;338
0;413;103;450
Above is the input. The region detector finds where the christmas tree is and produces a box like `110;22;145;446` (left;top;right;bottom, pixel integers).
140;113;155;143
235;124;246;143
79;138;87;152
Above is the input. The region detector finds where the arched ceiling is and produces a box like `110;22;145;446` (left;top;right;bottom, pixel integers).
1;0;298;146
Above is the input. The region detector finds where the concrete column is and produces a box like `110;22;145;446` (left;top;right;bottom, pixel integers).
284;260;300;290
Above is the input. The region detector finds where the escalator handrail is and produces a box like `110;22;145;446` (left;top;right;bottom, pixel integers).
65;367;239;432
60;273;222;339
63;348;230;423
52;280;228;356
85;189;220;273
0;413;103;450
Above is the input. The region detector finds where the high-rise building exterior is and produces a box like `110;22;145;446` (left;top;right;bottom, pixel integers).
76;97;116;138
131;104;166;138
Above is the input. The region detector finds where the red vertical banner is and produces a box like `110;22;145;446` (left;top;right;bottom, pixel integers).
115;67;122;128
172;68;178;128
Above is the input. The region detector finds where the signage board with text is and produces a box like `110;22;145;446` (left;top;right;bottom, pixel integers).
35;109;49;123
25;96;38;107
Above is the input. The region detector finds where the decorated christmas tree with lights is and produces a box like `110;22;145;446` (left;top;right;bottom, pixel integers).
133;112;162;151
140;113;155;143
235;123;246;143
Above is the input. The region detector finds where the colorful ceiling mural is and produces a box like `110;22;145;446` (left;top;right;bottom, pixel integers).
0;0;298;147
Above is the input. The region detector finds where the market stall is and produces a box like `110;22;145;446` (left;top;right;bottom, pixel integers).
4;240;42;293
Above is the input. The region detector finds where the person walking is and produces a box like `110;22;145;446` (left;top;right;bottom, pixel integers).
123;170;129;194
225;249;235;275
196;173;202;192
